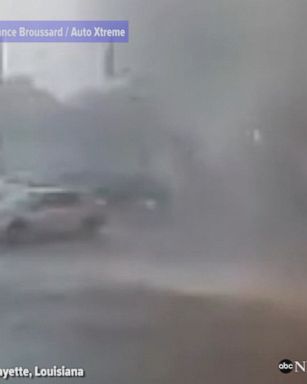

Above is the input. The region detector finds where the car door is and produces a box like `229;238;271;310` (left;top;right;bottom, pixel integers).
28;192;69;235
53;192;83;232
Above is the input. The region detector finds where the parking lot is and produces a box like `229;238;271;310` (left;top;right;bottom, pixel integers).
0;216;306;383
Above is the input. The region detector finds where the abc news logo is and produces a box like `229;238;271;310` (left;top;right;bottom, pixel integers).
279;359;307;374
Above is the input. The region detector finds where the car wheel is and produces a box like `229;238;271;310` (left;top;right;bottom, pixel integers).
6;220;30;244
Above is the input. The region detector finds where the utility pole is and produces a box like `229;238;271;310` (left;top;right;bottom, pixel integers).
104;42;115;79
0;41;4;84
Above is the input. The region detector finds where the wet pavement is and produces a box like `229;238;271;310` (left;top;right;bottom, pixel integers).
0;221;306;383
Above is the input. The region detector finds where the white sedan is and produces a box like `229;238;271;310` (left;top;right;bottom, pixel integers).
0;187;106;242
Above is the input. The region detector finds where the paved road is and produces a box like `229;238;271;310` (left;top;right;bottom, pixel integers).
0;222;306;383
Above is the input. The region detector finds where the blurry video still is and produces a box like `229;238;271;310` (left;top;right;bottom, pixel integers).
0;1;306;383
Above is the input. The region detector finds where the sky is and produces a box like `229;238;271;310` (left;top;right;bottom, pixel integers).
0;0;305;103
0;0;170;98
0;0;306;146
0;0;112;97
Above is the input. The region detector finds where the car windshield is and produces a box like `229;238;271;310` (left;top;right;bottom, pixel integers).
0;190;82;211
37;191;81;207
0;192;32;211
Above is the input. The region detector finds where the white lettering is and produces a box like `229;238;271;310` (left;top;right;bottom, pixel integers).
71;27;92;37
295;361;307;373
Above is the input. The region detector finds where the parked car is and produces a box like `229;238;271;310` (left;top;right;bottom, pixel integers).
0;187;106;242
